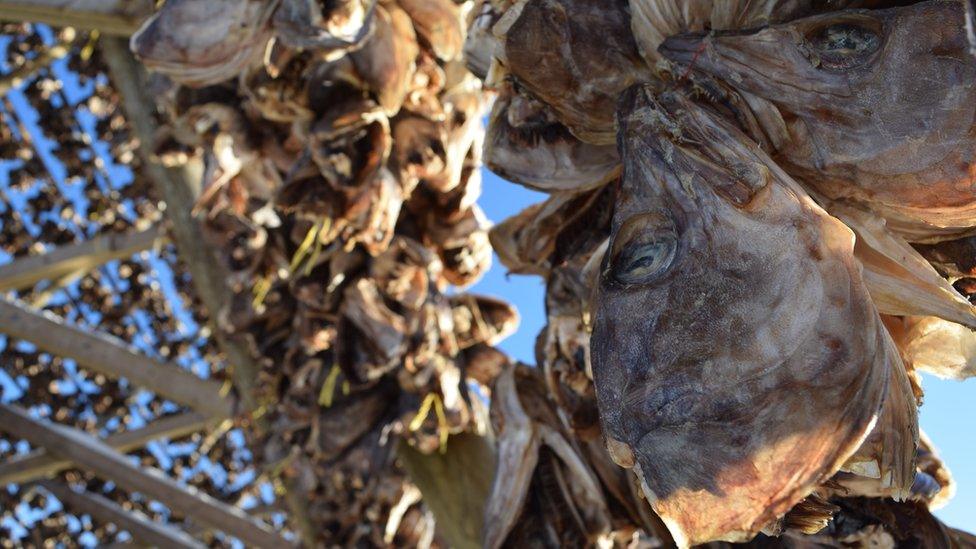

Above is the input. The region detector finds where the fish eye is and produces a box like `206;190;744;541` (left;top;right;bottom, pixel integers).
607;213;678;286
806;21;880;70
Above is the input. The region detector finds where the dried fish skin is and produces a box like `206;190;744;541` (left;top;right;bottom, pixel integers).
661;1;976;240
498;0;652;145
485;85;621;193
830;202;976;330
592;87;900;546
449;294;519;349
241;43;317;124
397;0;466;62
464;0;503;79
338;278;408;382
887;315;976;380
435;206;493;288
391;114;449;194
489;191;583;276
273;0;377;53
350;3;419;116
483;365;612;548
131;0;274;87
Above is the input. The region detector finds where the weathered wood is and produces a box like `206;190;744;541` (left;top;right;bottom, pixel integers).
0;1;153;36
0;298;234;420
38;480;206;549
0;42;69;96
0;225;163;292
100;37;316;546
0;404;290;549
99;37;261;419
0;412;210;485
398;434;497;549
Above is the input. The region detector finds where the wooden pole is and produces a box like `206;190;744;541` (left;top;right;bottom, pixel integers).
0;1;152;36
99;37;316;545
0;225;163;292
0;404;290;549
0;298;235;420
99;37;262;422
0;412;211;485
38;480;206;549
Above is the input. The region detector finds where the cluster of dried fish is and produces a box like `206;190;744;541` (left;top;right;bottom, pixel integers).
129;0;516;543
476;0;976;546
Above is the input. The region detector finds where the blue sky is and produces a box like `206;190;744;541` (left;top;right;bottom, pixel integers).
473;169;975;528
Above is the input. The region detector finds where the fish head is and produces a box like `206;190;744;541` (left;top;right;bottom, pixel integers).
591;85;890;545
660;1;976;217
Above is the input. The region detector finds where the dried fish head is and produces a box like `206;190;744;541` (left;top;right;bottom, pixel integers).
273;0;376;53
627;0;868;67
591;86;903;545
485;84;621;193
464;0;503;79
392;115;449;194
350;3;419;116
131;0;273;87
498;0;652;144
483;365;612;548
337;278;408;382
241;43;316;123
450;294;519;349
661;1;976;240
398;0;465;62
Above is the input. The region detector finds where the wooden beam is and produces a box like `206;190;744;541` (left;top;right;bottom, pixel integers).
0;225;163;292
0;412;210;485
38;480;206;549
0;404;290;549
0;1;153;36
0;298;235;420
99;37;262;419
99;36;320;545
0;42;70;96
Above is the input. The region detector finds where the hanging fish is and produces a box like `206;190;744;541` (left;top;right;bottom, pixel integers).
591;86;914;546
661;0;976;242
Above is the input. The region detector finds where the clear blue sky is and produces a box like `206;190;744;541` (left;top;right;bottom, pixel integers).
473;169;975;528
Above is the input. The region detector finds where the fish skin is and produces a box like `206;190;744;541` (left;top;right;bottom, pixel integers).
660;0;976;241
591;85;908;546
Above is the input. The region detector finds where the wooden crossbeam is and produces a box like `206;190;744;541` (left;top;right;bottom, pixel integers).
0;404;290;549
39;480;206;549
0;42;70;96
0;412;211;485
0;225;163;292
0;1;153;36
0;298;235;420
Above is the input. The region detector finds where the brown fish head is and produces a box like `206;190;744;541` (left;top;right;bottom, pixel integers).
485;83;621;193
498;0;652;144
131;0;273;87
273;0;377;52
591;85;893;545
661;1;976;232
